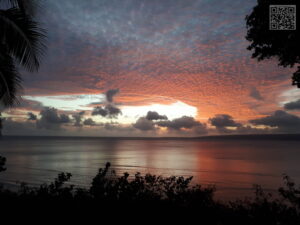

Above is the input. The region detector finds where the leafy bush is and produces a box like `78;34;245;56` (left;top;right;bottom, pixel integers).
90;162;215;205
1;162;300;224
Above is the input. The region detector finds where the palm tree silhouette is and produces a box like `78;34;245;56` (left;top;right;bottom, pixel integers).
0;0;46;136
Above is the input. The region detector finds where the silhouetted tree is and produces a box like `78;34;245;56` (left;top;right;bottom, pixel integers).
245;0;300;87
0;0;46;107
1;163;300;224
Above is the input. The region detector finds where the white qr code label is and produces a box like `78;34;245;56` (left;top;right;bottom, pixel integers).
270;5;296;30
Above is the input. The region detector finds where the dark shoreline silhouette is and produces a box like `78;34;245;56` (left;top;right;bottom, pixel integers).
1;162;300;224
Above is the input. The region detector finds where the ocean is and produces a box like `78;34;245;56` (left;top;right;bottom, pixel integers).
0;135;300;200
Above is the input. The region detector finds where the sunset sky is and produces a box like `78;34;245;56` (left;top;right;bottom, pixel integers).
2;0;300;137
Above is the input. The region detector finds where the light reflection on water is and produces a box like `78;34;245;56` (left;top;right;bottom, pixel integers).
0;136;300;200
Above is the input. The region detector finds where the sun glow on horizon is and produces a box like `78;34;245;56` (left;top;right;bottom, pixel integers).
119;101;198;124
21;95;199;124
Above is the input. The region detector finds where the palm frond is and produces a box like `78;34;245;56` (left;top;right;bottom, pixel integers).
0;46;22;107
0;0;40;16
0;7;46;72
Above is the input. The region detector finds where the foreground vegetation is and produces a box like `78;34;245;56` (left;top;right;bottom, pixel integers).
1;159;300;224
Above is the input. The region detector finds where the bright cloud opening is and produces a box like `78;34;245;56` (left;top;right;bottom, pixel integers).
119;101;198;124
24;94;105;111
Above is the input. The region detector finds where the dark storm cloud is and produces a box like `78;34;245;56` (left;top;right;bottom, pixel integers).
92;104;121;118
249;110;300;132
284;99;300;110
2;118;138;136
3;119;37;134
133;117;155;131
105;104;121;118
106;89;119;103
91;89;122;118
209;114;241;129
156;116;206;132
37;107;71;130
132;114;207;135
60;114;71;123
27;112;37;121
249;87;264;101
145;111;168;121
83;118;96;126
92;106;108;117
73;111;85;127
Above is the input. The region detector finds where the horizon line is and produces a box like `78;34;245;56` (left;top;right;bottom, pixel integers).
2;133;300;140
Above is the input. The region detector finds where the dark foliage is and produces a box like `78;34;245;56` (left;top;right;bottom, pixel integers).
0;46;22;106
0;0;46;107
245;0;300;87
1;161;300;224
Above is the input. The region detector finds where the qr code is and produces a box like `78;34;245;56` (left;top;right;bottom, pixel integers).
270;5;296;30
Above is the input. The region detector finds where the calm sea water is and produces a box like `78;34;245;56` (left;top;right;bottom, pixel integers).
0;135;300;200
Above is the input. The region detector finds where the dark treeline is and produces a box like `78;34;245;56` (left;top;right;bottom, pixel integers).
1;161;300;224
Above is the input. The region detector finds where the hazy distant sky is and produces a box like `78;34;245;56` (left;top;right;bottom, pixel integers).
2;0;300;136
